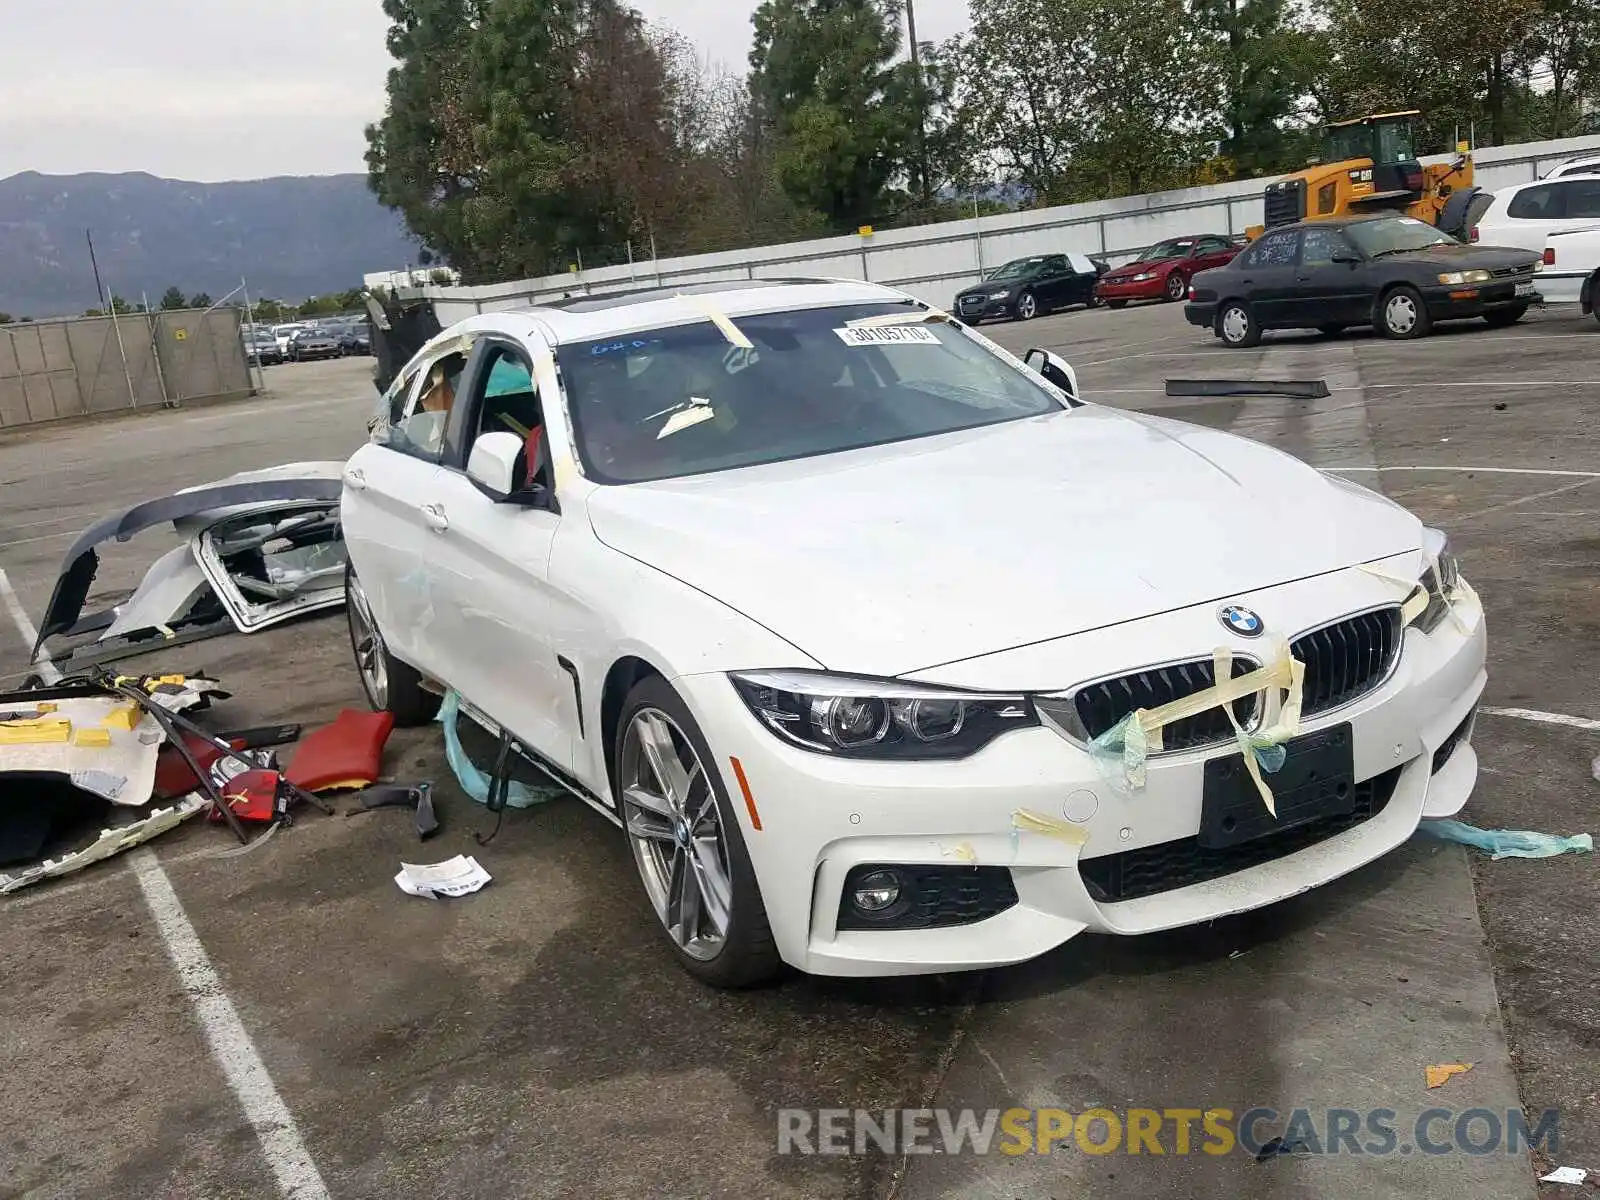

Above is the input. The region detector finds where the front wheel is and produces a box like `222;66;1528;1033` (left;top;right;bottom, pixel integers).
1483;305;1528;328
1217;301;1261;348
345;561;441;726
1014;291;1038;321
615;675;780;988
1164;271;1186;301
1378;286;1432;339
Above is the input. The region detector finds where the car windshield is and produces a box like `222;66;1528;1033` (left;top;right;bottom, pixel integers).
1137;240;1193;261
557;301;1066;484
988;258;1043;280
1344;216;1454;257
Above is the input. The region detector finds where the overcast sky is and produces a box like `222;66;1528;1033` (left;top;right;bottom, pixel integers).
0;0;969;182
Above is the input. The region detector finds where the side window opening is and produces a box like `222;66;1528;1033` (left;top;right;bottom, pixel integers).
467;343;548;490
386;348;469;462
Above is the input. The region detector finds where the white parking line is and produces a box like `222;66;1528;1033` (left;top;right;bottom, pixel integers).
0;567;328;1199
1327;465;1600;478
1480;707;1600;733
131;851;331;1200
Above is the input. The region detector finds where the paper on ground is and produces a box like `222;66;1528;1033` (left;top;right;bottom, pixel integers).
1540;1166;1588;1185
395;854;492;899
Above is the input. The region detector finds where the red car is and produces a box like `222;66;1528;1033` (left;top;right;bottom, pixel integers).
1094;235;1244;307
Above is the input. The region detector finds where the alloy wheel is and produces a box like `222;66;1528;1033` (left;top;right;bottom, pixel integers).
1385;293;1418;335
1165;272;1186;300
1017;292;1037;320
620;708;733;961
346;573;389;709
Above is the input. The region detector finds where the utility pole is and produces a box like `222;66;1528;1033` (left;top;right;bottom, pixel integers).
85;229;107;309
906;0;930;211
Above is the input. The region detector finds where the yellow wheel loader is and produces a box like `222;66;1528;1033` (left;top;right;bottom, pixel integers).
1245;111;1477;240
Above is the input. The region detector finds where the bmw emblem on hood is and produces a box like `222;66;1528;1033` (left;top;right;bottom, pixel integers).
1219;605;1265;638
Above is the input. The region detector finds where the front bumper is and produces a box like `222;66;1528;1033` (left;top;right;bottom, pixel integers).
953;295;1016;322
1097;276;1166;302
1424;281;1540;318
677;555;1486;978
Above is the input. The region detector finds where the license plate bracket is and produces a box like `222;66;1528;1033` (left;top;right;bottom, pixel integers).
1198;723;1355;850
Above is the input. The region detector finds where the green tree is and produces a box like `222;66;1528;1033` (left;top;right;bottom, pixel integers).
189;292;214;309
1190;0;1321;176
749;0;919;230
109;296;137;315
0;312;12;325
947;0;1223;204
159;286;187;310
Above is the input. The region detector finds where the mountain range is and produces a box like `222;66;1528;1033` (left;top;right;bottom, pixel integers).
0;172;422;317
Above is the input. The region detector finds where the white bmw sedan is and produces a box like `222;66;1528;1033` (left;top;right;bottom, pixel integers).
340;279;1486;987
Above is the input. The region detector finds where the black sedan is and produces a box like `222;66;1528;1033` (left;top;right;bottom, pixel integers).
1184;213;1542;347
953;253;1109;323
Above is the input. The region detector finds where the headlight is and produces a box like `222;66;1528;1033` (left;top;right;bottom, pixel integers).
1533;260;1544;272
1131;272;1153;282
730;670;1036;760
987;290;1011;300
1437;269;1492;285
1415;527;1463;633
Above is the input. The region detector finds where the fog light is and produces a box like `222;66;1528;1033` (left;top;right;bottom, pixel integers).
851;868;902;913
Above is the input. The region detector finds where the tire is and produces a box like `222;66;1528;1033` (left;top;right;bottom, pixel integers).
613;674;781;988
1377;286;1432;339
1086;292;1104;309
1318;323;1347;336
345;560;441;727
1106;299;1128;310
1015;290;1038;321
1217;300;1261;348
1483;304;1528;328
1164;271;1187;301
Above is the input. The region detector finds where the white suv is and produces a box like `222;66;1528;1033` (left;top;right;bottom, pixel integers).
1470;176;1600;250
339;279;1484;987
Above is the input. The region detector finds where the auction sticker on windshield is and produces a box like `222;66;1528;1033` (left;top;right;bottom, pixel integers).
835;326;940;347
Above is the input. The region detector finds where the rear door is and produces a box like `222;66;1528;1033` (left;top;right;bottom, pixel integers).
1231;229;1302;325
340;339;474;678
1038;255;1073;308
1287;226;1373;326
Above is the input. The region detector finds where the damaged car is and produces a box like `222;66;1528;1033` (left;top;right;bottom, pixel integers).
338;279;1486;989
33;463;348;670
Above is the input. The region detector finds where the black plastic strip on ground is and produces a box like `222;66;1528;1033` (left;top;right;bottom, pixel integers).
1165;379;1332;399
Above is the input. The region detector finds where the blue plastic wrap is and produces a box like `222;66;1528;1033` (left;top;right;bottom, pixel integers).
435;690;561;809
1418;819;1594;860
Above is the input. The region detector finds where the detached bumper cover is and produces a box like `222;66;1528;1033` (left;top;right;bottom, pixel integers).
677;557;1486;977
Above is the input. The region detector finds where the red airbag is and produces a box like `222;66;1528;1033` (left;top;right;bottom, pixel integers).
284;709;396;793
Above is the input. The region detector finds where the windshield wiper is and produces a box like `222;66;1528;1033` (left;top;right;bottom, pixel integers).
1368;247;1422;259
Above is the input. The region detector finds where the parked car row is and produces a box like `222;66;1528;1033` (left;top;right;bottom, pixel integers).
242;316;373;367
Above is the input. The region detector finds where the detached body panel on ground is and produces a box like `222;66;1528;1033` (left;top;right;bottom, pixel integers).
339;279;1486;985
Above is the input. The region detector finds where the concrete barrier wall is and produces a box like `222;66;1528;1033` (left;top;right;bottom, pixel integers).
0;307;251;429
415;132;1600;321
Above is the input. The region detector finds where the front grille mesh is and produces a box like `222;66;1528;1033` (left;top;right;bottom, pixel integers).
1057;607;1403;755
1294;608;1403;716
1079;767;1403;903
1067;658;1260;751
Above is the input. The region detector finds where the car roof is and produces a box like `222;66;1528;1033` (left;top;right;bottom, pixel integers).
432;278;922;348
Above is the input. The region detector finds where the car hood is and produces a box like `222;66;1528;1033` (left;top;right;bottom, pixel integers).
1374;243;1539;269
584;409;1422;677
1103;258;1177;280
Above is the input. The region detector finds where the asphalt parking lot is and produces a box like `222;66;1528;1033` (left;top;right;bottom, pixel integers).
0;303;1596;1200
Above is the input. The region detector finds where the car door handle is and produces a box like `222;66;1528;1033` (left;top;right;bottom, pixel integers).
420;503;449;533
344;466;366;490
